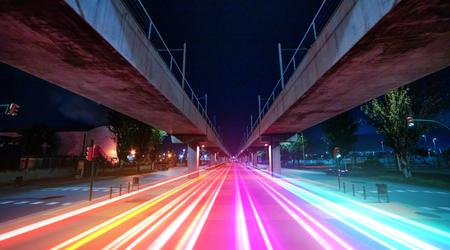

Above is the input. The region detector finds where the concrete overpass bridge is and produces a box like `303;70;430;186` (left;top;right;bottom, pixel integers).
239;0;450;175
0;0;229;170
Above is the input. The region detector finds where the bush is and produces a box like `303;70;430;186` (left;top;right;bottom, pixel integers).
360;156;385;173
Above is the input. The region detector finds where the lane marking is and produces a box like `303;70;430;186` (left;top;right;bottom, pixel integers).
30;201;45;205
0;201;14;204
13;201;30;205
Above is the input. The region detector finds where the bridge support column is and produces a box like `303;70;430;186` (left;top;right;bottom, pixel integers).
269;144;281;177
212;153;217;164
250;152;255;167
187;146;200;178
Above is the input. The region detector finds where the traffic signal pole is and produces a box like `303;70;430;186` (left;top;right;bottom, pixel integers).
88;140;96;201
1;103;20;116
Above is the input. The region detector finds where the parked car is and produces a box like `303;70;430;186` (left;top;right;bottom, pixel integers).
326;168;350;176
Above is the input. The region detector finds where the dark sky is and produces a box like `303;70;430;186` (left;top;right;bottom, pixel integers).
1;1;449;154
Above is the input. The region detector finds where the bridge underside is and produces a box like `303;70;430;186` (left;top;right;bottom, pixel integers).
0;0;225;152
266;0;450;135
241;0;450;154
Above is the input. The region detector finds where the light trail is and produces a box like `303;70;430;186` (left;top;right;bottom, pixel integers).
103;167;225;250
287;176;450;241
145;168;226;249
239;167;273;250
120;167;226;249
249;168;353;250
1;163;448;249
51;176;204;250
250;167;443;250
0;167;212;242
178;167;230;250
234;167;251;250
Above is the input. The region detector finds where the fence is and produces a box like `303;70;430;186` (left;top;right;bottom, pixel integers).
242;0;343;147
120;0;223;145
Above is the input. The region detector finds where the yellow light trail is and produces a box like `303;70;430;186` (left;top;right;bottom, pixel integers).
132;168;226;249
52;175;204;250
104;168;225;250
176;167;230;250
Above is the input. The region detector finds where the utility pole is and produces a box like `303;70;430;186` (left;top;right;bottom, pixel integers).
182;43;187;89
205;94;208;116
301;132;305;160
88;140;96;201
258;95;261;115
278;43;285;89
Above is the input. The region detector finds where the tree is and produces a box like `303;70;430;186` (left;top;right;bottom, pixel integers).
281;133;308;166
362;83;449;178
20;124;59;156
321;111;358;156
107;111;166;169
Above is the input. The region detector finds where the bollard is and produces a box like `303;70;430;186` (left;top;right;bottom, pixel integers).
363;185;367;200
352;184;355;196
119;184;122;196
343;182;346;193
128;182;131;193
109;186;113;199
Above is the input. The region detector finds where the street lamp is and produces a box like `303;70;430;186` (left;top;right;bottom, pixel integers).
421;134;428;145
380;140;384;152
432;138;438;152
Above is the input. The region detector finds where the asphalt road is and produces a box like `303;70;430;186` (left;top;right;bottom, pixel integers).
0;163;448;249
0;167;187;223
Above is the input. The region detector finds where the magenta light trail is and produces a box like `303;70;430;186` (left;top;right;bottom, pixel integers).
234;167;251;250
240;172;274;250
253;173;354;250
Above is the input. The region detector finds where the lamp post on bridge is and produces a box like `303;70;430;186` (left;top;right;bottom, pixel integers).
157;42;187;89
198;94;208;116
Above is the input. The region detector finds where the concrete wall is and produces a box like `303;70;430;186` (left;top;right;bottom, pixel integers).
243;0;450;151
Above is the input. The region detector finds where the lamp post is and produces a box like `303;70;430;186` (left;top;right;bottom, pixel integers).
380;140;384;152
421;134;428;145
432;138;438;152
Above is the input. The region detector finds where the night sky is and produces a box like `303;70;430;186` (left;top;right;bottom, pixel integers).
1;0;449;154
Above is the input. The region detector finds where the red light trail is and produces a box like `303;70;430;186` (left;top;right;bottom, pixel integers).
0;163;448;249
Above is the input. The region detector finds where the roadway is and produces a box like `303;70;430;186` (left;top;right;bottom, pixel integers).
0;163;449;249
0;167;187;223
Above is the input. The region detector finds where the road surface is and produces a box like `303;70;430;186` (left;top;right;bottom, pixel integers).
0;163;449;249
0;167;187;223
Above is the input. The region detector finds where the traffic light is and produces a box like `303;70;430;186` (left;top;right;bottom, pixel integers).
333;147;341;159
5;103;20;116
86;146;93;161
407;116;415;127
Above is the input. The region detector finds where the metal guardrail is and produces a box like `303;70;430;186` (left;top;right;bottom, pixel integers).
120;0;224;145
241;0;343;149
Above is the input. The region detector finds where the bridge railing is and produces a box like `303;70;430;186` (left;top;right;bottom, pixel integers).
241;0;343;148
120;0;224;145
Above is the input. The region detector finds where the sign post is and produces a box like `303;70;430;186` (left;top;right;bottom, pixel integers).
88;140;96;201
